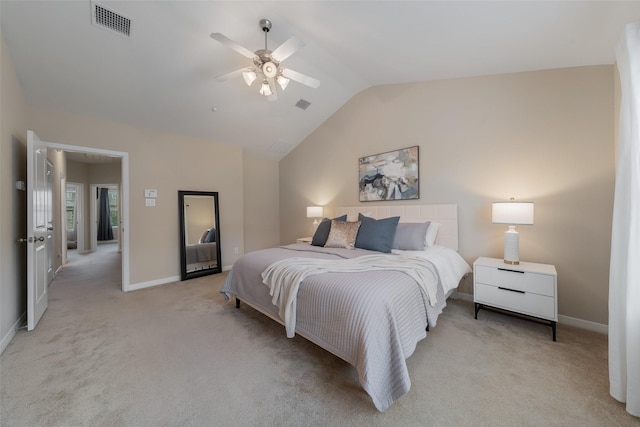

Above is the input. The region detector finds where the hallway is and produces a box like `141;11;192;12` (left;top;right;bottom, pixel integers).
54;242;122;301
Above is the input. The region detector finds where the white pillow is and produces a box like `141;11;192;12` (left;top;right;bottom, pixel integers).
425;222;441;247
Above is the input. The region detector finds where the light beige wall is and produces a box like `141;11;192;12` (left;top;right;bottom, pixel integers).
47;149;65;273
89;162;121;184
280;66;615;325
243;154;280;253
0;33;28;351
27;106;245;284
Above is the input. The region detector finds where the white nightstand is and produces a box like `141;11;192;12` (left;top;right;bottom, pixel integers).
296;237;312;244
473;257;558;341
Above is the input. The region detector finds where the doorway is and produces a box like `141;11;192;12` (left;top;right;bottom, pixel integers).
45;142;130;291
63;182;85;260
89;183;121;253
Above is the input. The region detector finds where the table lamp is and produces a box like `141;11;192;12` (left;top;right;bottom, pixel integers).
492;199;534;265
306;206;323;230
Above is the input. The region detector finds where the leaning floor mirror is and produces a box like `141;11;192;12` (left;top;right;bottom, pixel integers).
178;190;222;280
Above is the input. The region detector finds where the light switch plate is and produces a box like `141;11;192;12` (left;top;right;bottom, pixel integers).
145;198;156;207
144;189;157;198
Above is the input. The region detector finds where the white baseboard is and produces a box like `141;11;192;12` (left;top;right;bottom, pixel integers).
558;314;608;335
1;312;26;355
127;268;230;292
126;275;180;292
453;292;608;335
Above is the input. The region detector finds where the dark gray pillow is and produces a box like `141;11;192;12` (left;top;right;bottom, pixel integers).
204;228;216;243
354;214;400;253
311;215;347;246
392;222;430;250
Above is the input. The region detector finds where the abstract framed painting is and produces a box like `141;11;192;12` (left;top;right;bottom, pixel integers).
358;146;419;202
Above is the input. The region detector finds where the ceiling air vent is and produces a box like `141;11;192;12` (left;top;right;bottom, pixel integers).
91;2;132;37
295;99;311;111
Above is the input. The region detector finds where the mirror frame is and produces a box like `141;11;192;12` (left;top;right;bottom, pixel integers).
178;190;222;280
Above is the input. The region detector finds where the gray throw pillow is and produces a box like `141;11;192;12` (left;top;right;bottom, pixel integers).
392;222;430;251
311;215;347;246
204;227;216;243
354;214;400;253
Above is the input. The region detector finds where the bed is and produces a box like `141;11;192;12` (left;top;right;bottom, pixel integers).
185;242;217;269
185;228;218;272
220;204;471;411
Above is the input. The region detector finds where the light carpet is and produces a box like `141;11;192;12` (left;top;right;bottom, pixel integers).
1;245;638;426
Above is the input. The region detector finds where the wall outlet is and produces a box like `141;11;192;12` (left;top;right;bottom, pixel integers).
234;247;239;254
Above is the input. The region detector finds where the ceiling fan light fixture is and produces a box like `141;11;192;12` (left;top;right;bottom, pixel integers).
211;18;320;100
276;75;289;91
262;61;278;79
242;70;257;86
259;80;272;96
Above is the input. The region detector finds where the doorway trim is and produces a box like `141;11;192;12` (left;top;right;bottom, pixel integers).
44;141;130;292
63;182;85;263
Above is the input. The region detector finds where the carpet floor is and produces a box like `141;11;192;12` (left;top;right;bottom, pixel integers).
1;245;638;426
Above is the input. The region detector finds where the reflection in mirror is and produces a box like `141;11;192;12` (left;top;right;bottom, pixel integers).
179;191;221;280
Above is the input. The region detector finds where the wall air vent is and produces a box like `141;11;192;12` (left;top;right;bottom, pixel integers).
295;99;311;111
91;2;132;38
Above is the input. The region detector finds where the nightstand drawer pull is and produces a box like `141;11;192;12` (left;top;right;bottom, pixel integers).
498;286;525;294
498;268;524;274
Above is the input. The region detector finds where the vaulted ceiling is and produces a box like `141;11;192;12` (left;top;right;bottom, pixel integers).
2;1;639;160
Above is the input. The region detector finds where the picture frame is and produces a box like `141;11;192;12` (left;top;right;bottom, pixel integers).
358;146;419;202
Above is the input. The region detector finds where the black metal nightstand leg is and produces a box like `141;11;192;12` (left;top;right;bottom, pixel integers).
551;321;556;341
474;303;482;319
235;298;241;308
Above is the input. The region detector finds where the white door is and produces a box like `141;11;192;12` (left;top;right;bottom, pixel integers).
27;130;52;331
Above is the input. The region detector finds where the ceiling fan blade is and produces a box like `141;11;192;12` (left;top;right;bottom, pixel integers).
271;35;305;63
210;33;257;60
214;68;250;82
281;68;320;89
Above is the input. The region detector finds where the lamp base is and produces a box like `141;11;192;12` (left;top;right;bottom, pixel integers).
503;226;520;265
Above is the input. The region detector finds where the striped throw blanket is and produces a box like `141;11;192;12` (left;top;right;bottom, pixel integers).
261;254;439;338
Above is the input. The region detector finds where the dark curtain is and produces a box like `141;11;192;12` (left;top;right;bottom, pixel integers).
97;187;113;241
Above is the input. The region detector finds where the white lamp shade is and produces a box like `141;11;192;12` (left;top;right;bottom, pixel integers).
306;206;323;218
259;80;272;96
276;75;289;90
492;201;534;225
242;70;257;86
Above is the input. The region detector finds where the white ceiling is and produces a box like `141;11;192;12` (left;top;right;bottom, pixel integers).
2;1;639;160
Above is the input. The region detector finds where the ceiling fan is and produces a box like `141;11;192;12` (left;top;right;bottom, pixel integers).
211;19;320;100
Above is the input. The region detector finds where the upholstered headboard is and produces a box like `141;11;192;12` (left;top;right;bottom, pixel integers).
335;204;459;251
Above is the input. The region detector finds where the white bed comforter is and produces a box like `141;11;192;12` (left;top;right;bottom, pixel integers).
262;254;439;338
221;244;471;412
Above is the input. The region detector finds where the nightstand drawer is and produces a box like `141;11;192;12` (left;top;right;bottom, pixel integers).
475;282;555;320
475;265;555;297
